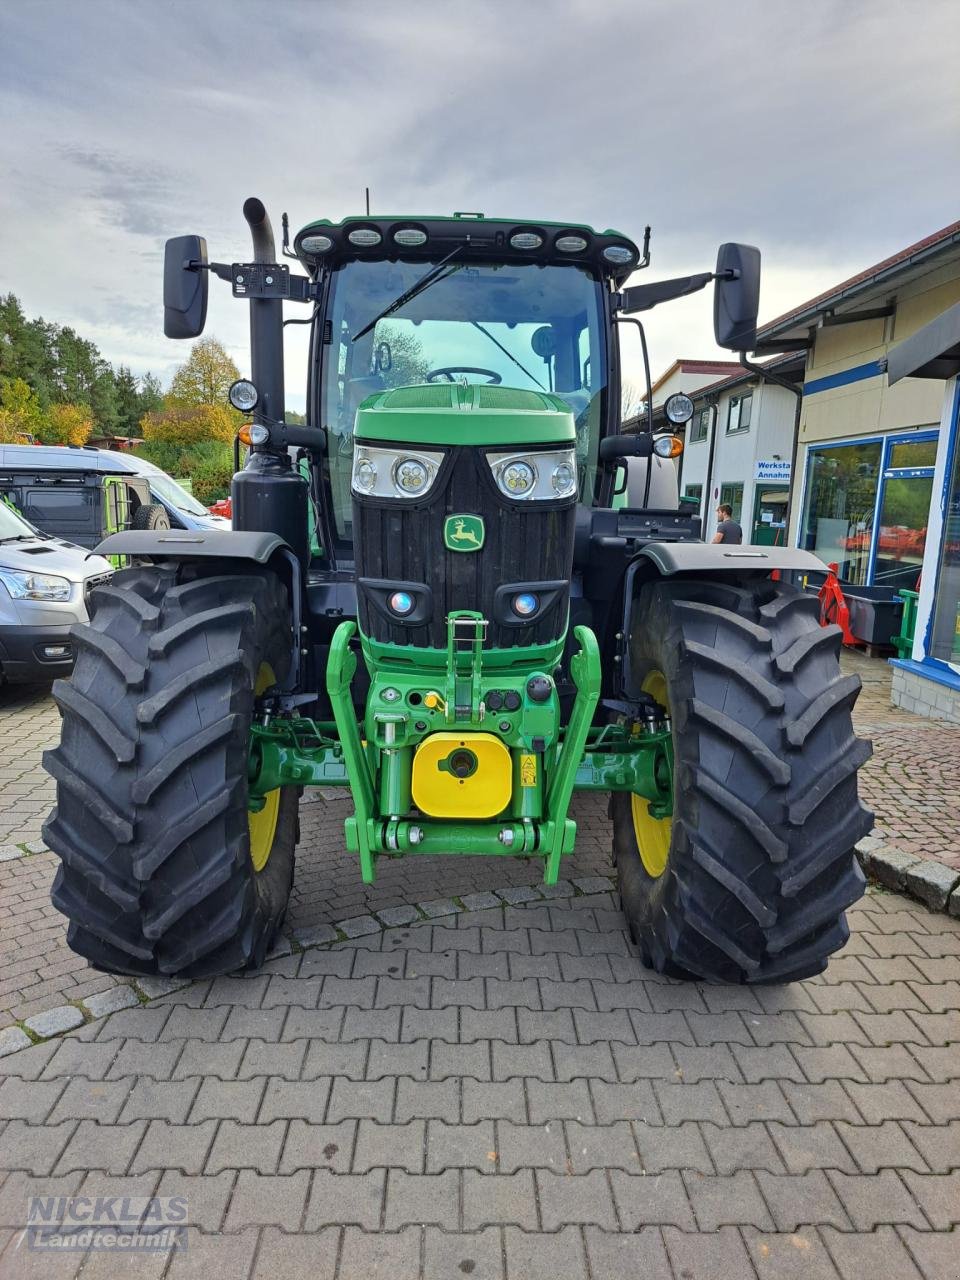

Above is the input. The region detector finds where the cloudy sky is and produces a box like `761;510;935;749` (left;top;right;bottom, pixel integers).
1;0;957;411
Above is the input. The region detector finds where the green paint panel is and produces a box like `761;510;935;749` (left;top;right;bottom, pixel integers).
355;382;575;447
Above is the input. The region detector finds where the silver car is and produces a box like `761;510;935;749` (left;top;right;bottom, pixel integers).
0;499;113;685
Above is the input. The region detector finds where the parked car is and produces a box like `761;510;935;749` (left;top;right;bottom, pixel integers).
0;445;230;535
0;498;113;684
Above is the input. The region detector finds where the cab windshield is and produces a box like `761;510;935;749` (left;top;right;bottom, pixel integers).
319;258;607;544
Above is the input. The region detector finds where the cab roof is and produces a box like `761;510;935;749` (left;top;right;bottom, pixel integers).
294;213;642;284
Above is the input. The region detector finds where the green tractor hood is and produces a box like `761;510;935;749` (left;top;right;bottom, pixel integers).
354;383;576;448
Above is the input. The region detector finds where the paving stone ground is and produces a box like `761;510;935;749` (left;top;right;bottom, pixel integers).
0;884;957;1278
1;651;959;1277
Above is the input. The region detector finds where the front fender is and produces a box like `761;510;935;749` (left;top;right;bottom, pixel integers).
637;542;826;576
94;529;291;562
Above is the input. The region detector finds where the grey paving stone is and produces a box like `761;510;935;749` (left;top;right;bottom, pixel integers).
280;1119;356;1173
636;1121;713;1174
0;843;25;861
120;1077;201;1124
463;1168;538;1229
376;904;421;927
835;1120;930;1173
901;1168;960;1230
157;1168;236;1232
536;1167;617;1228
702;1120;785;1175
610;1168;695;1228
47;1076;131;1123
527;1079;593;1124
902;1119;960;1173
897;1226;960;1280
744;1226;842;1280
495;885;540;905
130;1119;218;1175
337;914;381;937
494;1119;565;1173
425;1119;495;1173
252;1225;339;1279
83;985;140;1018
756;1170;851;1231
326;1076;395;1123
417;897;461;918
821;1224;927;1280
0;1118;75;1175
174;1037;245;1080
905;859;960;910
136;975;191;999
40;1037;118;1081
353;1119;426;1173
223;1169;310;1231
337;1225;420;1280
461;891;502;912
305;1168;386;1229
0;1026;32;1058
188;1076;265;1123
396;1075;459;1122
237;1038;307;1080
384;1168;459;1227
24;1005;85;1038
591;1079;659;1124
825;1169;928;1229
424;1226;504;1280
573;876;614;894
205;1119;287;1174
583;1224;671;1280
166;1224;258;1278
293;921;339;946
368;1037;429;1079
766;1120;857;1174
862;846;922;892
259;1077;331;1123
663;1224;757;1280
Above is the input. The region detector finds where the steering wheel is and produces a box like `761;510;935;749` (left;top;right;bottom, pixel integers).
425;366;502;384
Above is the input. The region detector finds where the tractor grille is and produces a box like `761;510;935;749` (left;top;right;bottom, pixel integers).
354;446;575;650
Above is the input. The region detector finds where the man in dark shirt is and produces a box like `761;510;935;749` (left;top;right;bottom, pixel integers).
712;502;743;545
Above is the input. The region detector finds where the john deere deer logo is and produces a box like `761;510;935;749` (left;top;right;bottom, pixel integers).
444;514;485;552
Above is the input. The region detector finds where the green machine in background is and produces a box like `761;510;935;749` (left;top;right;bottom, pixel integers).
43;201;873;986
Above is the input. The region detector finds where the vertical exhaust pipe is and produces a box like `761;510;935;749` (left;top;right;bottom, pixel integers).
243;197;285;430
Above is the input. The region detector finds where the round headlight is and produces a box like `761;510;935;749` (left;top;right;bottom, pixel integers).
354;458;377;492
556;234;588;253
602;244;636;265
394;227;427;247
393;457;429;494
248;424;270;446
228;379;259;412
388;591;414;616
300;234;333;253
664;392;695;424
512;593;539;617
498;460;537;497
348;227;382;247
510;231;543;250
551;461;576;497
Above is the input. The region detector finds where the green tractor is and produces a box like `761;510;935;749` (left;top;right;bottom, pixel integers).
43;199;872;983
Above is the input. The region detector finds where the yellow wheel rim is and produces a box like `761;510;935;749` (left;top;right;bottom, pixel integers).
630;669;672;878
248;663;280;873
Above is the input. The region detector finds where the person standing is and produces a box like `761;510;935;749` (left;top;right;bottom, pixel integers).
712;502;743;545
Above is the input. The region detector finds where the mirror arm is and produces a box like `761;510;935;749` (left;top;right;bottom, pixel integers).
616;270;716;315
187;259;234;282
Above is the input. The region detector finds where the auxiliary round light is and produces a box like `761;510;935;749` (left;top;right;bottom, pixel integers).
237;422;270;447
556;234;588;253
509;231;543;250
551;461;576;496
393;457;430;494
653;435;684;459
300;234;333;253
228;378;259;412
602;244;636;265
512;593;539;617
394;227;428;247
664;391;695;425
499;460;536;496
389;591;414;616
347;227;382;247
354;459;378;492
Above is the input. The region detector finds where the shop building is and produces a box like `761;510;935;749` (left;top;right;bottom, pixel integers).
754;220;960;595
886;302;960;721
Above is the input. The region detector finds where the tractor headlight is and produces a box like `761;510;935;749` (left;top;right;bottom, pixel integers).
488;448;577;501
351;444;444;500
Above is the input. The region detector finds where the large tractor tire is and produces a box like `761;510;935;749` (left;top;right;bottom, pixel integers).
43;565;298;978
613;575;872;984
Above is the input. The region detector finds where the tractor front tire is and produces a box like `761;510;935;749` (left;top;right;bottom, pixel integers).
43;565;297;978
613;575;873;984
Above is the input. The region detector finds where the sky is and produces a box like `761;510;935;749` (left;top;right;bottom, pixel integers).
1;0;958;413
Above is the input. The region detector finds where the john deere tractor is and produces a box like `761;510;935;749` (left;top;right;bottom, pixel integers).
43;198;872;983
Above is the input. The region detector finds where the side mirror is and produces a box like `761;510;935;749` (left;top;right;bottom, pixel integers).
164;235;208;339
713;242;760;351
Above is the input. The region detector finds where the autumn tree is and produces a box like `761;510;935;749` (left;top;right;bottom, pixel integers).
40;403;94;446
0;377;43;442
168;337;241;409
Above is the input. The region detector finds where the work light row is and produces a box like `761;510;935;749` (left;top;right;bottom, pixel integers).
351;444;577;502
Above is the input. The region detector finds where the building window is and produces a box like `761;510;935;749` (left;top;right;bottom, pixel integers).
726;392;752;434
799;440;882;586
689;407;710;443
930;429;960;662
683;483;703;503
719;482;744;523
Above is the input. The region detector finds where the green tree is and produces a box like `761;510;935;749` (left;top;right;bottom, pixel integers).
168;336;240;408
0;377;43;442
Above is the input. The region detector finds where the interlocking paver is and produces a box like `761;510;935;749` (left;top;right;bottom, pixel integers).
462;1168;537;1229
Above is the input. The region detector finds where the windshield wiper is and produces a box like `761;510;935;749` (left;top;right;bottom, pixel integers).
0;535;35;544
470;321;545;390
352;245;464;344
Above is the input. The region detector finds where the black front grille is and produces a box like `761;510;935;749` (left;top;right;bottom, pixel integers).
354;446;575;649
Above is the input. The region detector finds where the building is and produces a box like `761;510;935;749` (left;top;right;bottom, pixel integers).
678;355;803;541
886;301;960;720
755;220;960;594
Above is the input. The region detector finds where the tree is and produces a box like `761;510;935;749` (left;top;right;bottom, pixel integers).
168;337;241;408
138;372;163;418
621;378;645;420
0;377;43;442
113;366;142;436
375;323;430;389
40;403;94;446
141;401;236;449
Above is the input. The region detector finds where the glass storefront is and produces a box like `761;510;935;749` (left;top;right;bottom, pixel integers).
930;422;960;662
799;433;936;587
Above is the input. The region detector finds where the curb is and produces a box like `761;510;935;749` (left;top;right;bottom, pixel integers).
855;834;960;915
0;875;620;1059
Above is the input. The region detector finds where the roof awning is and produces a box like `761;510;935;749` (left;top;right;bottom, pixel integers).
888;301;960;384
